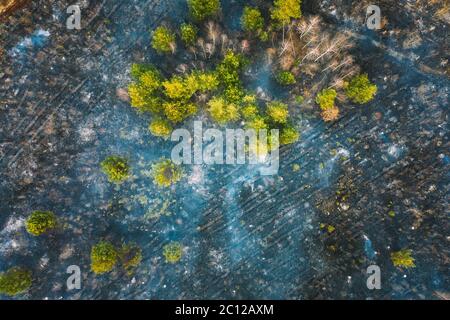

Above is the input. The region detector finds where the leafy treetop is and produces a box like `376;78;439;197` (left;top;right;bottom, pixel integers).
180;23;197;46
188;0;221;21
241;6;264;33
91;241;118;274
101;156;130;183
271;0;302;26
152;26;176;54
316;88;337;110
0;267;32;296
25;210;57;236
345;74;377;104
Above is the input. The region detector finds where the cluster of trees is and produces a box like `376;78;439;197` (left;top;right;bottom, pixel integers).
90;241;143;275
129;46;300;145
315;74;377;122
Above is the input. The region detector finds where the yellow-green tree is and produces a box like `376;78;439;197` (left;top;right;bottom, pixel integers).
271;0;302;26
391;249;415;269
180;23;197;46
242;6;264;33
163;242;183;263
100;156;130;183
266;101;289;124
149;118;173;139
188;0;220;21
0;267;32;296
152;26;176;54
152;159;183;187
25;210;57;236
91;241;118;274
207;97;240;124
345;74;377;104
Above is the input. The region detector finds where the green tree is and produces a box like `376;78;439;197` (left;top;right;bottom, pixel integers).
246;115;268;131
241;104;259;120
315;88;337;110
391;249;415;269
152;159;183;188
241;6;264;33
149;118;173;139
163;101;197;123
152;26;176;54
345;74;377;104
91;241;118;274
280;125;299;145
266;101;289;124
101;156;130;183
188;0;221;21
25;210;57;236
163;242;183;263
0;267;32;296
180;23;197;46
271;0;302;26
276;70;296;85
207;96;240;124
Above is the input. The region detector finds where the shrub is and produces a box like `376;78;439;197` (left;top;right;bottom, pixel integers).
241;6;264;33
345;74;377;104
163;242;183;263
266;101;289;124
91;241;118;274
271;0;302;26
391;249;415;268
207;97;240;124
0;267;32;296
180;23;197;46
119;244;142;274
188;0;220;21
25;210;57;236
315;88;337;110
276;70;296;85
152;159;183;187
280;125;299;145
149;118;173;139
152;26;176;54
101;156;130;183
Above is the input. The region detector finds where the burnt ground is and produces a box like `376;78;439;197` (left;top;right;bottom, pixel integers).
0;0;448;299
